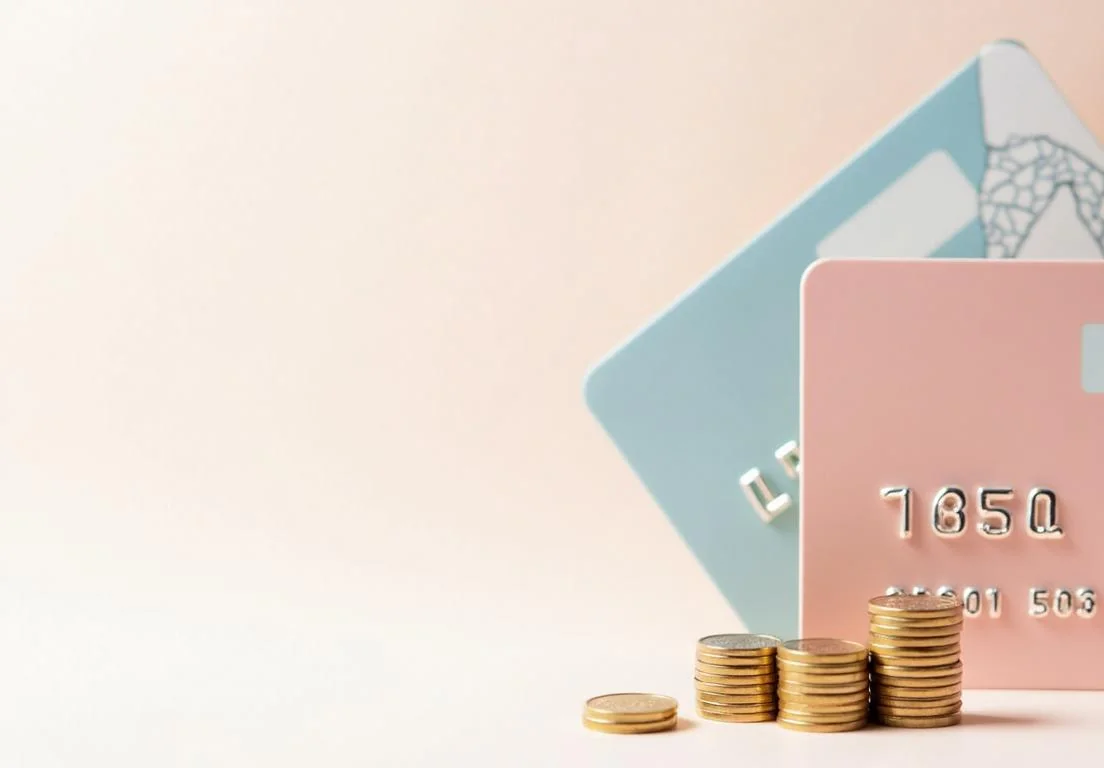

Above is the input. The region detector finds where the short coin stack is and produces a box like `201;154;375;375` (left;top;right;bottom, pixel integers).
582;693;679;734
867;594;964;728
776;639;870;733
694;634;780;722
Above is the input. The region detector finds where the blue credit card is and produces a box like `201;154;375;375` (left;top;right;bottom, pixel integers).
583;40;1104;639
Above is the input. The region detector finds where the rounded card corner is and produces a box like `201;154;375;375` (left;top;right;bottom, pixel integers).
800;258;839;298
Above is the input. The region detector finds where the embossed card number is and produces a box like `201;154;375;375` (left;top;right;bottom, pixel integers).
880;585;1096;620
880;485;1091;619
880;485;1063;539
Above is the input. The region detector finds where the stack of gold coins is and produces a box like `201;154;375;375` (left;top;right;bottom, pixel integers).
776;639;869;733
582;693;679;734
867;594;964;729
694;634;780;722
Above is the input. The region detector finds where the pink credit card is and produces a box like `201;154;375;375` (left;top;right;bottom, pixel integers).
800;259;1104;690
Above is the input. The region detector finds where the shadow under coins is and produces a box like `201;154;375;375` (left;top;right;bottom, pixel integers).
683;711;1051;731
959;712;1053;727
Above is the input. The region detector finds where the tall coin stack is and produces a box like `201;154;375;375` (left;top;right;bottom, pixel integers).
867;594;964;728
776;639;869;733
694;634;780;723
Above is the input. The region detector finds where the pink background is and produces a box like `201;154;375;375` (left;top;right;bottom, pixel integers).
4;1;1104;763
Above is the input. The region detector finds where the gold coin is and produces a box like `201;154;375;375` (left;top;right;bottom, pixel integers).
697;706;777;719
695;671;776;685
778;639;868;665
778;689;869;707
778;668;868;685
698;682;776;696
583;714;678;734
869;641;960;657
779;698;869;715
867;613;964;629
868;594;962;618
875;693;961;709
695;676;776;691
584;693;678;723
870;652;960;669
697;691;775;705
868;620;963;637
872;682;962;699
696;708;776;723
869;670;958;684
870;660;962;678
871;676;962;690
876;699;961;716
696;651;778;667
697;702;778;716
695;662;777;677
872;688;962;702
869;648;958;666
869;631;959;647
870;647;959;663
778;680;870;696
776;716;866;733
697;634;781;657
876;711;963;728
776;658;867;674
778;707;868;724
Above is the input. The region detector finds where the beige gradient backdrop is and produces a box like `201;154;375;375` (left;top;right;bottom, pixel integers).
2;1;1103;763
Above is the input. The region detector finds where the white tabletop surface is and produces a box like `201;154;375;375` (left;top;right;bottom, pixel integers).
6;597;1103;765
368;628;1104;766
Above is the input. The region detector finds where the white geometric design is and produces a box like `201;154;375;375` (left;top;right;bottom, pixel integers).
980;136;1104;259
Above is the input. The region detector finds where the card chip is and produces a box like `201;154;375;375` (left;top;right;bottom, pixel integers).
1083;324;1104;393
